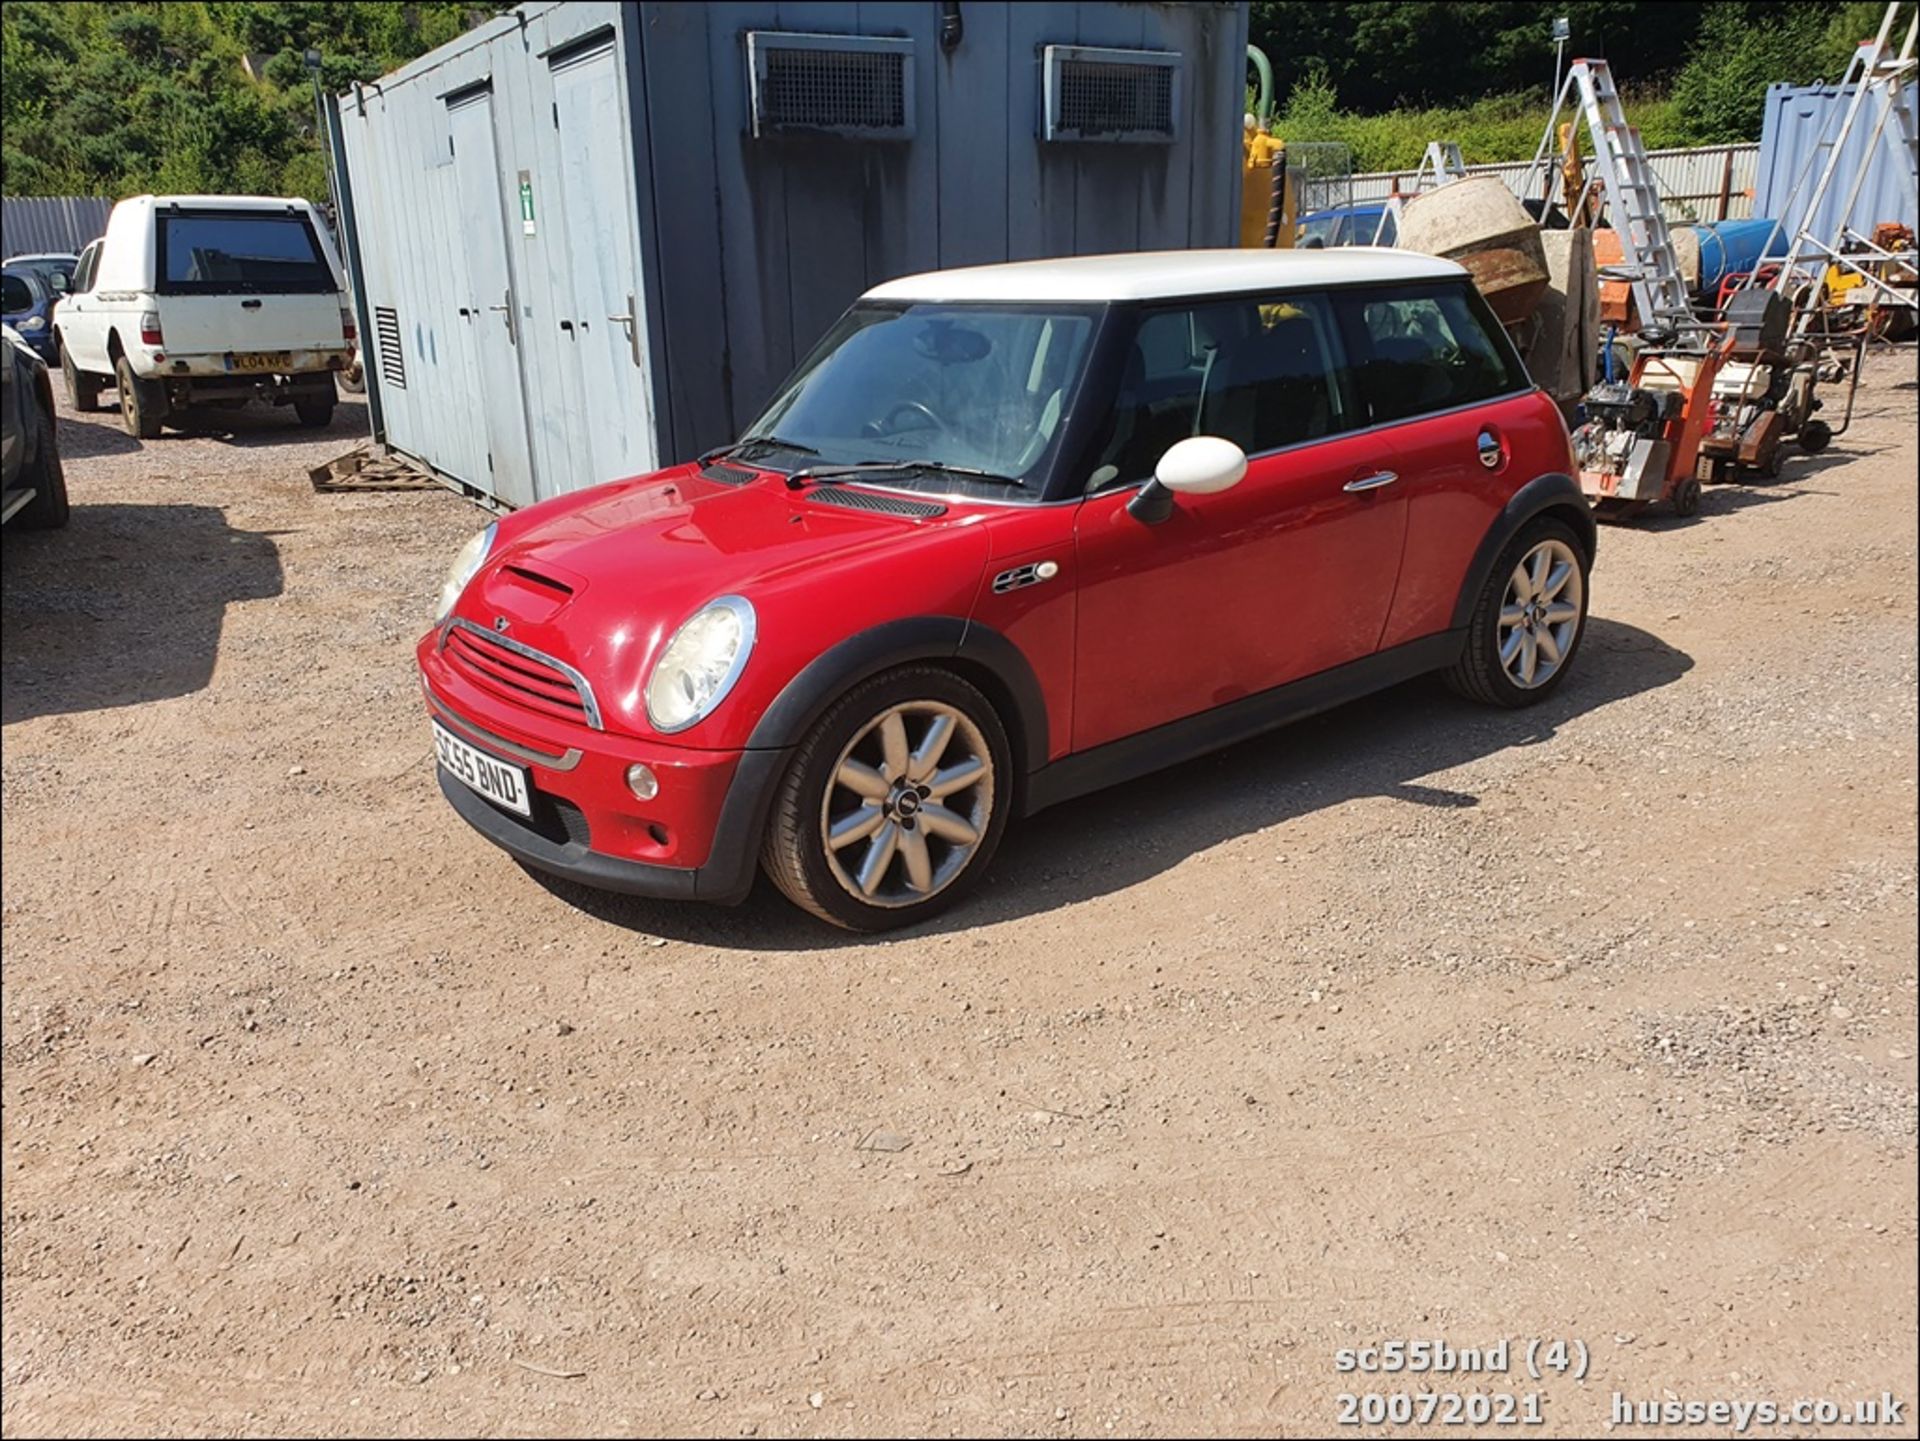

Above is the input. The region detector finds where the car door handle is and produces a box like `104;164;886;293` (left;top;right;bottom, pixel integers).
1343;470;1399;493
241;299;262;309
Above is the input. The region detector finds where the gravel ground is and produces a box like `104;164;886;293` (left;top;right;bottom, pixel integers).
2;366;1916;1438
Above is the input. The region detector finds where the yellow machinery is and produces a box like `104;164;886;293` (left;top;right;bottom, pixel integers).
1239;45;1296;248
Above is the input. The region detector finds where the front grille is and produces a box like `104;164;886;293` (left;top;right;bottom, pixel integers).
484;788;591;849
442;622;594;728
808;485;946;519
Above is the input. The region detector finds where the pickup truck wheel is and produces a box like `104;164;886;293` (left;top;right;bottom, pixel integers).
15;404;70;529
61;348;102;411
1446;517;1589;709
114;356;165;439
293;393;335;429
762;666;1011;931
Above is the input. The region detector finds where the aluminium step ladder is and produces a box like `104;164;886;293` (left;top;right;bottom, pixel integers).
1758;1;1919;329
1529;58;1693;333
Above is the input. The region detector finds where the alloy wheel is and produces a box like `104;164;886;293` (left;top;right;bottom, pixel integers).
820;701;994;908
1499;538;1584;689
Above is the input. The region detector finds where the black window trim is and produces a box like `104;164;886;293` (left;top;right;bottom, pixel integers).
152;205;337;297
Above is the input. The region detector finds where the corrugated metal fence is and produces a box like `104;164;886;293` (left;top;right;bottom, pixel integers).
1;196;112;256
1756;81;1919;243
1326;144;1761;222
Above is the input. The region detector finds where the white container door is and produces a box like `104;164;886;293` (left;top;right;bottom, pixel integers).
446;89;536;508
549;40;658;490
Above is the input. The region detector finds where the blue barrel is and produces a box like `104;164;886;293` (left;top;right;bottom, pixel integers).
1687;219;1787;295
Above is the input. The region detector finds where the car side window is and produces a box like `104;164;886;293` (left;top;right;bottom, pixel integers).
1090;292;1358;487
1339;282;1527;424
71;244;100;295
2;274;33;313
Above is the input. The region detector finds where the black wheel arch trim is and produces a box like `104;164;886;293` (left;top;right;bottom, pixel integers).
1450;472;1597;631
742;614;1049;773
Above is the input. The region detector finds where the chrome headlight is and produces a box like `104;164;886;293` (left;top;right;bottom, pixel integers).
434;522;496;624
645;596;756;733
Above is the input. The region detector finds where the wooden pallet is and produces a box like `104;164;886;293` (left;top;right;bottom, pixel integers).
309;444;441;493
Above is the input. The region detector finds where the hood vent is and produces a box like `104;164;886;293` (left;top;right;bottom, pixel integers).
808;485;946;519
503;565;574;599
699;461;759;486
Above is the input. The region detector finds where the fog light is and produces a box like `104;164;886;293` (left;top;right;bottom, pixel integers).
625;763;659;801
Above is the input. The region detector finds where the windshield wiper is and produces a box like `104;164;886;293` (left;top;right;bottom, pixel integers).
702;435;821;466
785;460;1023;491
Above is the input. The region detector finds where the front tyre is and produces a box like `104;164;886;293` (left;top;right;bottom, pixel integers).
1446;517;1590;708
16;405;70;529
762;666;1011;931
60;347;102;411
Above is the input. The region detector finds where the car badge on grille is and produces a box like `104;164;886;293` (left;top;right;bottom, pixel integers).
492;615;511;633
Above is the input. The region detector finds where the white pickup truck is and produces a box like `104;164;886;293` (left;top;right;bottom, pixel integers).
54;194;355;437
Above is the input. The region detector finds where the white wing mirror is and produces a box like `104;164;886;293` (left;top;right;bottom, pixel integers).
1128;435;1248;524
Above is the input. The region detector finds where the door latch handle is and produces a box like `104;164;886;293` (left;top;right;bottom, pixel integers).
608;295;642;367
240;298;262;309
1343;470;1399;493
488;290;516;344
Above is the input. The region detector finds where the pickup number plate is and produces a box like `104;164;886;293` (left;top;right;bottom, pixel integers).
231;351;291;372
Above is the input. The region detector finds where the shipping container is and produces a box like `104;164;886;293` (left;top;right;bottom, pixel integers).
332;0;1250;509
1755;80;1919;250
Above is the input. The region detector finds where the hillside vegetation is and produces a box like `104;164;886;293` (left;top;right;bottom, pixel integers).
1254;0;1905;169
2;2;508;200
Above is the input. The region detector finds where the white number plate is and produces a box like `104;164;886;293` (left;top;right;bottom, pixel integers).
432;721;531;817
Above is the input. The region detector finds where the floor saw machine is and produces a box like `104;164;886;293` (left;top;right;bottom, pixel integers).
1571;290;1844;521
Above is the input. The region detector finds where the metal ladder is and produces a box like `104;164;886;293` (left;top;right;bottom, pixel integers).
1760;1;1919;326
1412;141;1468;190
1530;58;1692;331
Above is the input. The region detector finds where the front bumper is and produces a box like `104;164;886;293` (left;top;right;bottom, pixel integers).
419;638;785;905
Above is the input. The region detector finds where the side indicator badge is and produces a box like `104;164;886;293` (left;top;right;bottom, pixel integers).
992;560;1059;594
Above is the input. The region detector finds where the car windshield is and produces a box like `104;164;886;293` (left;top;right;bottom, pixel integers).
740;303;1098;492
1298;213;1348;247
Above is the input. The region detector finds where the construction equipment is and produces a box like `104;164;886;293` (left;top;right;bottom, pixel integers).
1528;58;1693;333
1571;329;1733;518
1694;289;1846;482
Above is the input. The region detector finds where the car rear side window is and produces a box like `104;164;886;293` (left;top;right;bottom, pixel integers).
1339;281;1528;424
1092;291;1359;485
156;212;334;295
2;274;33;313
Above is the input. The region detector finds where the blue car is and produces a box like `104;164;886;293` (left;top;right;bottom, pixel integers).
1;267;58;365
1296;204;1398;248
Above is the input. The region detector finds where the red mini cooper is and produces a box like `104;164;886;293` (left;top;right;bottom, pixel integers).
419;250;1592;930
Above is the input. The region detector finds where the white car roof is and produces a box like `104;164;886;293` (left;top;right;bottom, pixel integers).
865;247;1465;304
135;194;320;211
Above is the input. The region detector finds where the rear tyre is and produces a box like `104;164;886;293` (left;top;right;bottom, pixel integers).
60;347;102;411
1671;476;1702;518
1445;517;1590;709
761;666;1012;931
114;355;164;439
293;392;335;429
16;404;70;529
1798;419;1832;454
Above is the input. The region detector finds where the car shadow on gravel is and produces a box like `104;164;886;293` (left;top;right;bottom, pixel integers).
1;503;283;724
161;397;367;447
53;411;144;460
532;616;1694;952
